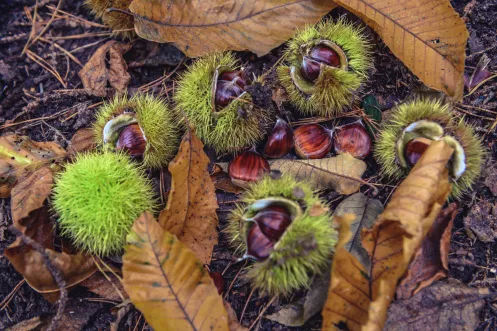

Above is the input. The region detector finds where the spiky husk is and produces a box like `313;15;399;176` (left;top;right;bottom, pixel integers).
93;94;179;168
374;99;484;198
52;152;157;256
227;176;336;296
174;52;271;154
277;18;371;117
85;0;134;39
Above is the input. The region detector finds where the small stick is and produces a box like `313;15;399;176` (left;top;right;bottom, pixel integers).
240;287;256;323
8;226;67;331
248;296;277;330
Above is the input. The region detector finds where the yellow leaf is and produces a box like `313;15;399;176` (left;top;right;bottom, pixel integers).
158;130;219;264
128;0;337;57
123;212;229;331
335;0;468;100
322;140;453;331
269;154;367;194
0;134;66;198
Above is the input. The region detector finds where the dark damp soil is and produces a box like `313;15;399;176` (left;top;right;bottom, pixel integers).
1;0;497;330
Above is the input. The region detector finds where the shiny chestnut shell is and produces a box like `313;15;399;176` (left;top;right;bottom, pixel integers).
115;124;146;157
263;119;294;158
301;46;341;82
228;151;270;182
294;124;332;159
405;137;432;166
246;223;274;261
215;70;247;108
333;123;372;159
253;205;292;242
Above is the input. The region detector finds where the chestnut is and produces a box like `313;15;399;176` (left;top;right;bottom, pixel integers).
253;205;292;242
294;124;332;159
405;137;432;166
263;118;294;158
214;70;247;108
115;123;147;158
301;46;340;82
246;223;274;261
333;122;372;159
228;150;270;183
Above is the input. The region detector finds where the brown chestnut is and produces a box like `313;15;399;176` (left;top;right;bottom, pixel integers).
263;119;294;158
228;150;270;183
294;124;332;159
301;46;341;82
253;205;292;242
246;223;274;261
115;124;146;157
405;137;432;166
215;70;247;108
333;122;372;159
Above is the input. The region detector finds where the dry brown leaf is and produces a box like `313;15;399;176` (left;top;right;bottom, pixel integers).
78;41;131;97
322;140;453;331
385;279;489;331
5;167;97;294
80;271;127;302
335;0;468;100
269;154;367;194
158;130;219;264
122;212;229;331
0;134;66;198
224;301;249;331
211;167;244;194
396;202;458;300
128;0;337;57
68;128;96;155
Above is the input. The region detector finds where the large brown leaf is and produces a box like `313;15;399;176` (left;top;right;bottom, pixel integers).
122;212;229;331
322;140;453;331
335;0;468;100
0;134;66;198
128;0;337;57
158;130;219;265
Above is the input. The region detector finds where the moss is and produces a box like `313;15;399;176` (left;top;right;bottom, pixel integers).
227;176;336;296
374;99;485;198
93;94;179;168
277;18;372;117
174;52;271;154
52;152;157;256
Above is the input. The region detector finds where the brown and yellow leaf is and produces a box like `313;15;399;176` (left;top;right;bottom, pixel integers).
269;154;367;194
78;41;131;97
0;134;66;198
335;0;468;100
123;212;229;331
322;140;453;331
158;130;219;264
128;0;337;57
396;202;458;299
68;128;96;155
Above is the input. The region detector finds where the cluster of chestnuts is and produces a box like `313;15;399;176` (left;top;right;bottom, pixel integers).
227;119;372;186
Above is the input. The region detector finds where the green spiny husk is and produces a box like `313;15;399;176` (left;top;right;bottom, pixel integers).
174;52;271;154
93;94;179;168
277;17;372;117
52;152;157;256
374;99;485;198
227;175;336;296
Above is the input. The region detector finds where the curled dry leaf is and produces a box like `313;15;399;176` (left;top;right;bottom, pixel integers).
335;0;468;100
322;140;453;331
158;130;219;264
5;166;97;294
67;128;96;155
270;154;367;194
332;192;383;269
128;0;337;57
397;202;458;300
78;40;131;97
0;134;66;198
386;279;489;331
122;212;229;331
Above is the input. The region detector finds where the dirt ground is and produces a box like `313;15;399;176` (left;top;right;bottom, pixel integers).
1;0;497;330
